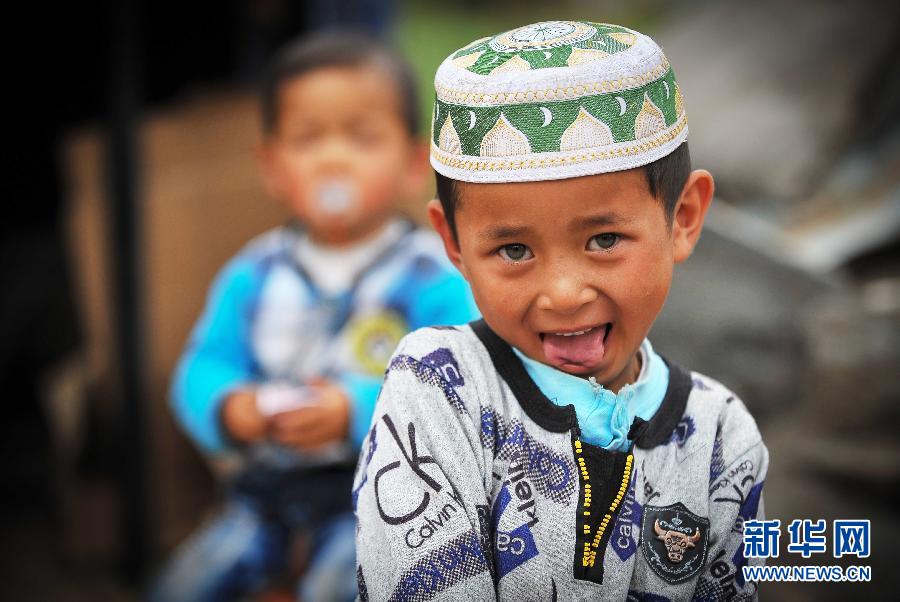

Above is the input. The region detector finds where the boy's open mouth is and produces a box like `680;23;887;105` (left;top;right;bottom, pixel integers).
539;323;611;369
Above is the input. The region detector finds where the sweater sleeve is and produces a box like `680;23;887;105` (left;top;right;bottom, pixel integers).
694;406;769;601
353;331;496;601
170;257;263;454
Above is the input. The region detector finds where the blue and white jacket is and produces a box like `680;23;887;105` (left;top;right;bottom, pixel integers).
171;220;478;471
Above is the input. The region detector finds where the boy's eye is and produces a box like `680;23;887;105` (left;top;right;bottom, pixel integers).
353;131;383;146
498;244;533;262
588;233;619;251
289;131;317;146
349;122;386;144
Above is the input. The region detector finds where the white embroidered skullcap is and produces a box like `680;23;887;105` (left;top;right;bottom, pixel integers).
430;21;687;183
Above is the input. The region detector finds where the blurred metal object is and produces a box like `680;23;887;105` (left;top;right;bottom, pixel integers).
658;0;900;203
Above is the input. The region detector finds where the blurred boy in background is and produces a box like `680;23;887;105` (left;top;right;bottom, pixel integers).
150;30;477;601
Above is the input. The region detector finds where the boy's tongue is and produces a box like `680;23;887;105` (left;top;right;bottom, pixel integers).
542;326;607;368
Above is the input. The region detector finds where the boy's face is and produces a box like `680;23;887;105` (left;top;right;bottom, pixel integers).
431;169;712;392
260;65;425;245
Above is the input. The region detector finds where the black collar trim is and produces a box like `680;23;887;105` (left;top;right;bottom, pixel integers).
470;319;692;446
632;358;692;449
471;320;576;432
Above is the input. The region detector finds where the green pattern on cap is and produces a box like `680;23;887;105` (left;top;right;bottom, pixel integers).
431;21;688;183
433;67;679;154
452;22;636;75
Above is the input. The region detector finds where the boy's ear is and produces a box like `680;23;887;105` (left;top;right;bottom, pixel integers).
672;169;714;263
427;199;467;278
256;138;283;199
402;139;431;202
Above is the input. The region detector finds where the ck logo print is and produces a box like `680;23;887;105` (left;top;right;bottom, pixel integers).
388;347;467;415
480;409;576;504
389;530;490;600
641;502;709;584
491;485;539;579
611;469;642;562
421;347;464;387
374;414;443;525
404;489;465;549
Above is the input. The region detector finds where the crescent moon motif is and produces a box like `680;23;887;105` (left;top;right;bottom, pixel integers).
540;106;552;127
663;81;670;98
468;110;477;131
615;96;627;116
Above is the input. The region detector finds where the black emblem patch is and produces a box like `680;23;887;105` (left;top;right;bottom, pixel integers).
641;502;709;584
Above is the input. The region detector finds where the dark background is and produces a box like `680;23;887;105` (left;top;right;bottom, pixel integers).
1;1;897;600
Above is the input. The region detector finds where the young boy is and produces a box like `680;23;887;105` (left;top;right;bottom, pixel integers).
353;21;768;600
151;31;478;601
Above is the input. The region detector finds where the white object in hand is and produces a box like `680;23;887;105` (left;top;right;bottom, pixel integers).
256;383;318;417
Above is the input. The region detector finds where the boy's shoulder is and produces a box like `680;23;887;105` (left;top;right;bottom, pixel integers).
677;368;765;465
378;324;489;421
362;225;476;321
229;220;451;272
686;371;761;433
213;225;294;278
389;324;492;388
391;323;484;372
389;224;458;275
402;224;447;254
234;225;295;263
203;226;294;296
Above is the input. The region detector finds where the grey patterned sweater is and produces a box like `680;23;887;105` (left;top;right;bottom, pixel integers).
353;321;768;601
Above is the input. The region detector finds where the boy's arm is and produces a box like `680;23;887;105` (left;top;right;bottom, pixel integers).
697;434;769;601
353;334;495;601
171;258;262;453
339;372;383;451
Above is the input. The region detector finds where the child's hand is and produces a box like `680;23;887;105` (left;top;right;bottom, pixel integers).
269;379;350;451
221;389;268;444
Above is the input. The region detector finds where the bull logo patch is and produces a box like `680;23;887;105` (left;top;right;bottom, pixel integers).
640;502;709;584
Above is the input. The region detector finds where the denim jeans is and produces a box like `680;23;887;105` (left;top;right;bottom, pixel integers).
147;496;357;602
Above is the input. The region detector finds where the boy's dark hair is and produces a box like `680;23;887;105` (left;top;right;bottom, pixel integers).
260;29;420;136
436;142;692;240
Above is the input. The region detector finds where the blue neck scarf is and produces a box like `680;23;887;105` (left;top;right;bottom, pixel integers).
513;339;668;451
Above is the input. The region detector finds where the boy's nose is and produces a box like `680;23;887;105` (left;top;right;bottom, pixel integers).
535;275;599;314
317;137;352;171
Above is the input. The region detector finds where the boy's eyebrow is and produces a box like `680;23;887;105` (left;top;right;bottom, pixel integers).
570;212;632;230
478;213;632;240
479;224;533;240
